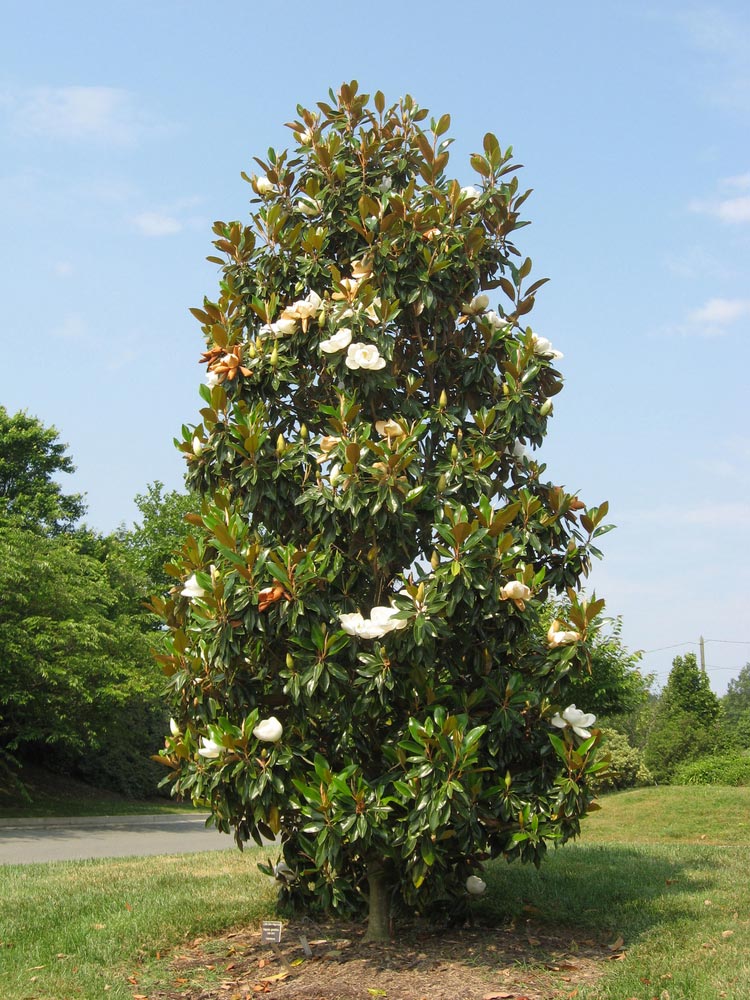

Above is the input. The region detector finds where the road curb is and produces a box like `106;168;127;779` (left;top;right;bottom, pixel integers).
0;812;211;831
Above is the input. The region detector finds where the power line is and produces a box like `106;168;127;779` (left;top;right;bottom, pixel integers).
642;639;750;654
642;641;696;653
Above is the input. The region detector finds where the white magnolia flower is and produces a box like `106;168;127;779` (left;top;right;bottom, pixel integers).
500;581;532;602
512;440;528;460
273;860;294;883
329;463;342;488
351;258;373;281
340;611;389;639
340;605;407;639
551;704;596;739
206;370;220;388
531;333;563;360
375;418;404;440
332;277;362;301
296;195;320;216
318;435;341;454
460;185;481;201
295;127;314;145
198;737;224;759
547;619;581;648
364;297;382;324
339;611;367;635
345;342;386;371
258;317;298;339
485;310;508;331
253;716;283;742
181;573;206;599
281;291;323;332
462;293;490;315
320;328;353;353
370;605;409;632
465;875;486;895
254;175;274;196
549;629;581;647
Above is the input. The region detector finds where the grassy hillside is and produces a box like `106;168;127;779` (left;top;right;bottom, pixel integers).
1;786;748;999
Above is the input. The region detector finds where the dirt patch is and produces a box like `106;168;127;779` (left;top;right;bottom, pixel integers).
138;918;616;1000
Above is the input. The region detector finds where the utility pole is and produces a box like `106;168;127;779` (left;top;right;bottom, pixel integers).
699;635;706;674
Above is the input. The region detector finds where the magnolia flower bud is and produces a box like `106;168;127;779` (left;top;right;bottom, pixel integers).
169;718;180;737
500;581;532;602
540;399;553;416
438;389;448;409
270;344;279;367
286;652;294;669
181;573;206;599
248;342;257;359
299;423;308;440
198;737;223;759
253;716;283;742
192;436;204;456
254;175;274;196
430;550;440;570
450;443;459;460
276;433;286;456
465;875;486;895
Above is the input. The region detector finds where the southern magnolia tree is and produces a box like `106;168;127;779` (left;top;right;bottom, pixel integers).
154;83;609;939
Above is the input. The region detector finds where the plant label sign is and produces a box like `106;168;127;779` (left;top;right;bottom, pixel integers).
261;921;283;945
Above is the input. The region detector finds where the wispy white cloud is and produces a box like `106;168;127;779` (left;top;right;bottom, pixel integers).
2;86;152;145
690;192;750;224
672;5;750;113
130;197;205;237
132;211;184;237
629;501;750;528
51;313;88;342
720;172;750;191
663;244;734;280
688;297;750;326
661;296;750;338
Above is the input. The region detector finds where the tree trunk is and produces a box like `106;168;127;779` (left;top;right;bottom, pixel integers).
363;855;391;942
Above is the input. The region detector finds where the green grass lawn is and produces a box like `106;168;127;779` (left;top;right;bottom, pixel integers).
0;763;202;818
1;787;749;999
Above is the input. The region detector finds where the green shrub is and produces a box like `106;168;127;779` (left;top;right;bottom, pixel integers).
672;752;750;786
593;727;654;792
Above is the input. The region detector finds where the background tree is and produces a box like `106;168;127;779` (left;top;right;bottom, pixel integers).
156;83;610;939
721;663;750;746
0;409;170;798
643;654;721;782
122;481;196;598
544;608;651;721
0;406;85;534
0;521;167;797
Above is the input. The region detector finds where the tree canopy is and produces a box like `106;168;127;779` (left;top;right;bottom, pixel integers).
0;406;85;534
156;82;610;938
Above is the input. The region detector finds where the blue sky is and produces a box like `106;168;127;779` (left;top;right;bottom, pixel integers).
2;0;748;694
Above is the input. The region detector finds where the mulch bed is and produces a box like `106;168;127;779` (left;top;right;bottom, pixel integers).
138;917;621;1000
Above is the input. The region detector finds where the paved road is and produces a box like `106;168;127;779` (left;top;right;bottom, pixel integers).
0;814;235;865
